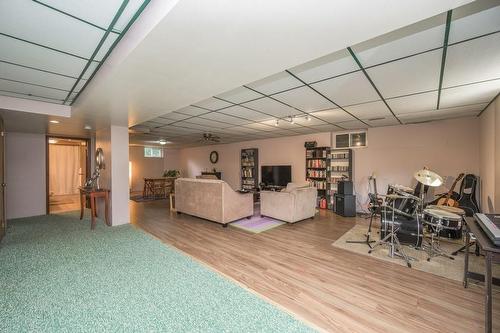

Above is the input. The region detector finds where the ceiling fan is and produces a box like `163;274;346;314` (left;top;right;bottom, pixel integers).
199;133;221;143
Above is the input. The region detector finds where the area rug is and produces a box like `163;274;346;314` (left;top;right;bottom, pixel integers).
130;195;166;202
231;216;285;233
0;213;315;332
333;224;500;284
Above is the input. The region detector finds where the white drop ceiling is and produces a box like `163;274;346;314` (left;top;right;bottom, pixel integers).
130;0;500;148
0;0;148;105
1;0;496;147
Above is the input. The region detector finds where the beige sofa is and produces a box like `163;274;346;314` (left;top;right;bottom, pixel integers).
260;182;317;223
175;178;254;226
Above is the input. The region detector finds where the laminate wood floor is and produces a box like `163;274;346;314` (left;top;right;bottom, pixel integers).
130;200;499;333
49;194;80;213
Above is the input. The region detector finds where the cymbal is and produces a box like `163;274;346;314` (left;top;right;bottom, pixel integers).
414;169;443;187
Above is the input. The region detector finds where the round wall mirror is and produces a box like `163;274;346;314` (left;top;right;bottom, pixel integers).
209;151;219;164
95;148;105;170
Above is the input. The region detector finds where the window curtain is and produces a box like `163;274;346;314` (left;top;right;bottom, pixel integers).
49;145;81;195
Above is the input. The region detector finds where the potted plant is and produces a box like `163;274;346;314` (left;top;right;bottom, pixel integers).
163;169;180;178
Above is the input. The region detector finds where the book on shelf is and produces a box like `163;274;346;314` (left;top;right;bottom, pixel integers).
241;148;258;192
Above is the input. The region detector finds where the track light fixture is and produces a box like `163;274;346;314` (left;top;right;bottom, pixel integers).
274;119;279;126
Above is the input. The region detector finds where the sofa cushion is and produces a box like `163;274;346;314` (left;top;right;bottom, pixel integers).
284;182;311;192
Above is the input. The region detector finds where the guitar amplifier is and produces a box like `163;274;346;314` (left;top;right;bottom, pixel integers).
338;181;353;195
334;194;356;217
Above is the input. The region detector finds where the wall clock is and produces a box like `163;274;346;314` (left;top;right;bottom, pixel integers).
209;151;219;164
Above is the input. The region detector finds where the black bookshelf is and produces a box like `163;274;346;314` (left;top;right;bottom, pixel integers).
305;146;329;207
327;148;353;210
241;148;259;192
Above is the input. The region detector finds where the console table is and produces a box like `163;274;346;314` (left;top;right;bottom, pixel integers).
463;217;500;333
79;188;111;230
143;177;175;198
201;172;222;180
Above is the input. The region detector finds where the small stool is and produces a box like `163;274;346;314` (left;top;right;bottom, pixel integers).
79;188;111;229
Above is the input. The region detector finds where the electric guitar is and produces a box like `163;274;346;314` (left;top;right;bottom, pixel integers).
436;173;464;207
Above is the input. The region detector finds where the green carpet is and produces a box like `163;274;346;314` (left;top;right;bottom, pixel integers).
0;212;315;332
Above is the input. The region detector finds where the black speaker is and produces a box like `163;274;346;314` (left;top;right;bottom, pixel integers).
337;181;353;195
334;194;356;217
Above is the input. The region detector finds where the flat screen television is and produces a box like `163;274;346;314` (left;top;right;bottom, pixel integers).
261;165;291;187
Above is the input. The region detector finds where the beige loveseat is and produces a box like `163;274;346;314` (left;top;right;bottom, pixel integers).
260;182;317;223
175;178;253;226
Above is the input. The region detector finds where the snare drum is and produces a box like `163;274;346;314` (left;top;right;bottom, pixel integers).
425;205;464;239
423;208;462;230
426;205;465;216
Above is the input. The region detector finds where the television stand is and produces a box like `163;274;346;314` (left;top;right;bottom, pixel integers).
261;185;285;192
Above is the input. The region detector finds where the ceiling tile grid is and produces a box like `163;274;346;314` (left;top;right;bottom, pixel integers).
0;0;149;105
124;1;499;147
311;71;380;107
365;49;442;98
272;86;335;112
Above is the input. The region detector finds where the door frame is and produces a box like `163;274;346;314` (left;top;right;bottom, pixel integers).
0;116;4;242
45;136;91;214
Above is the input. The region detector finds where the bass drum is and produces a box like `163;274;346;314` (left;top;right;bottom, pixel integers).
380;208;423;248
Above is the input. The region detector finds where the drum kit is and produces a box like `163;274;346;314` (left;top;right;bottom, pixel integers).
368;168;465;267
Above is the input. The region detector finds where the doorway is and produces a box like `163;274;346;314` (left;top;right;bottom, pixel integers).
0;117;5;242
47;137;90;214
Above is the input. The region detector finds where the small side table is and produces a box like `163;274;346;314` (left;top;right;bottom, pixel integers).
79;187;111;230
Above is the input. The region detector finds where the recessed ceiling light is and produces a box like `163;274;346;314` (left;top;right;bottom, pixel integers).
49;120;60;124
48;139;58;144
84;125;92;130
306;114;311;121
158;139;170;145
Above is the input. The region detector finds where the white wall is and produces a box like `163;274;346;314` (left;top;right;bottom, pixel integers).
179;132;330;190
479;95;500;213
129;146;181;192
352;117;479;210
5;132;46;219
96;126;130;226
178;117;480;212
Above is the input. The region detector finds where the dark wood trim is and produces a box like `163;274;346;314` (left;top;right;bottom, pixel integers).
45;135;91;214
